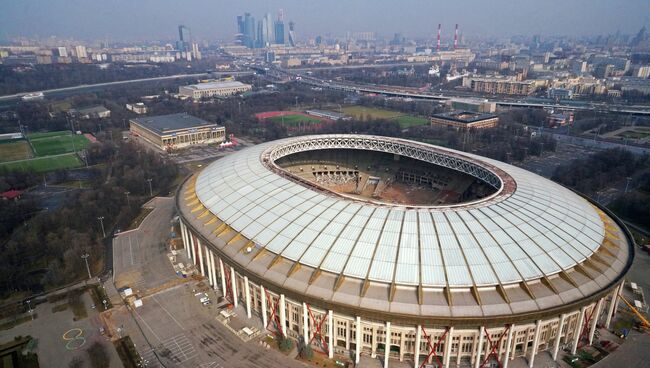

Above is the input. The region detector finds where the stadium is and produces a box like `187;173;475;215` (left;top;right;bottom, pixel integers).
176;134;634;368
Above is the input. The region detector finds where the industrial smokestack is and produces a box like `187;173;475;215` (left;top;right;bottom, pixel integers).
437;24;441;52
454;24;458;50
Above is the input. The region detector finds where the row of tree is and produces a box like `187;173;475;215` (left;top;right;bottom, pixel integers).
0;140;178;298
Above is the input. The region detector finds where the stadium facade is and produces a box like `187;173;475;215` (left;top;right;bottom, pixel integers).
176;135;633;368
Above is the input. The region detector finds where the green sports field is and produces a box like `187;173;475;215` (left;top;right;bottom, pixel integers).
28;131;90;156
342;106;430;128
0;153;82;173
267;114;322;126
391;115;430;128
0;140;33;162
342;106;403;120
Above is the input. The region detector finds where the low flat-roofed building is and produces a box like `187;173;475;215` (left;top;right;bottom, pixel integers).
463;76;536;95
430;111;499;129
130;113;225;151
305;109;349;121
448;98;497;113
178;80;252;100
126;102;148;114
72;105;111;119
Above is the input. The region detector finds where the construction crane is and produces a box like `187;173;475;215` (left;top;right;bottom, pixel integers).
619;295;650;332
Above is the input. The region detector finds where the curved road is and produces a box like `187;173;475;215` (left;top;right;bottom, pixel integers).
0;71;254;102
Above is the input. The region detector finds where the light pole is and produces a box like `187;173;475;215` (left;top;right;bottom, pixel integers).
81;253;92;280
146;178;153;197
295;96;298;109
26;300;33;320
625;177;632;193
125;191;131;207
97;216;106;238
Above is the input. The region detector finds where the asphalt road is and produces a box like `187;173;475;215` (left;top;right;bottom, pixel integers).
112;197;177;292
0;71;254;102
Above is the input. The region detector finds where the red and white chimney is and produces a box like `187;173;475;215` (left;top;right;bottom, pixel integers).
454;24;458;50
437;24;441;52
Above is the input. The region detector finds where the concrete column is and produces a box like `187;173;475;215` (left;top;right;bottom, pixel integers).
503;324;515;368
218;258;227;296
572;307;587;355
444;327;454;368
279;294;287;336
605;283;623;329
474;326;485;368
589;299;604;345
230;267;238;307
384;321;391;368
529;320;542;368
260;285;268;328
210;252;218;290
613;282;624;319
372;325;378;358
414;325;421;368
180;221;189;258
244;276;251;318
303;302;309;345
205;246;213;286
189;233;196;265
552;314;566;361
356;316;362;364
328;310;334;359
197;238;205;276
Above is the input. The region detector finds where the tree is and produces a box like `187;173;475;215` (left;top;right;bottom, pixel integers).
298;339;314;360
278;336;294;352
86;341;109;368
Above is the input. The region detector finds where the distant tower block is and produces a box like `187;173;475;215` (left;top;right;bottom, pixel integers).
437;23;441;51
454;24;459;50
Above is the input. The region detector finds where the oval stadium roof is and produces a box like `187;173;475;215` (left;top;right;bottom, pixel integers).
194;135;606;289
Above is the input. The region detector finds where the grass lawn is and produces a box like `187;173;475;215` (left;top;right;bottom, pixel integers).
0;153;83;172
28;131;90;156
342;105;403;120
0;140;34;162
392;115;430;128
267;114;322;126
617;131;650;140
342;106;429;128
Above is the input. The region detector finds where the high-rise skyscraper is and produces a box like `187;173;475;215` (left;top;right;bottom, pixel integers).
178;25;191;52
256;13;273;48
274;9;285;45
242;13;256;48
288;21;296;47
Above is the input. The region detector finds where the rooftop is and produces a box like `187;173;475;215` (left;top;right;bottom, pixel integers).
431;111;498;123
184;80;250;90
76;105;110;114
131;113;220;134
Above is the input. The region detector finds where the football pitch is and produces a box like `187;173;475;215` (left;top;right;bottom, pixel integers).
28;131;90;156
0;140;34;162
0;131;89;172
341;106;430;128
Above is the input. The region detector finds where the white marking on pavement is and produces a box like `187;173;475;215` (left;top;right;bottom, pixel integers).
152;295;186;331
133;308;162;343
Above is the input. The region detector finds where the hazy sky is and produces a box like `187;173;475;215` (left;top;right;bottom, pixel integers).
1;0;648;42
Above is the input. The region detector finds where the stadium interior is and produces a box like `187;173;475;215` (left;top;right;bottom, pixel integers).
276;148;497;206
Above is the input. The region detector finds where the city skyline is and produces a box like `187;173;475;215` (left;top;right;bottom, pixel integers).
1;0;649;43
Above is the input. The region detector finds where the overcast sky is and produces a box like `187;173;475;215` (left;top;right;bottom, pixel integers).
1;0;648;42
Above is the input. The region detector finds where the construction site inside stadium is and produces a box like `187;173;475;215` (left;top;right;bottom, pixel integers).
176;134;634;368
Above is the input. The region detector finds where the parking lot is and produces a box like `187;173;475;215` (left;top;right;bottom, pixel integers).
108;196;306;368
112;197;177;292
